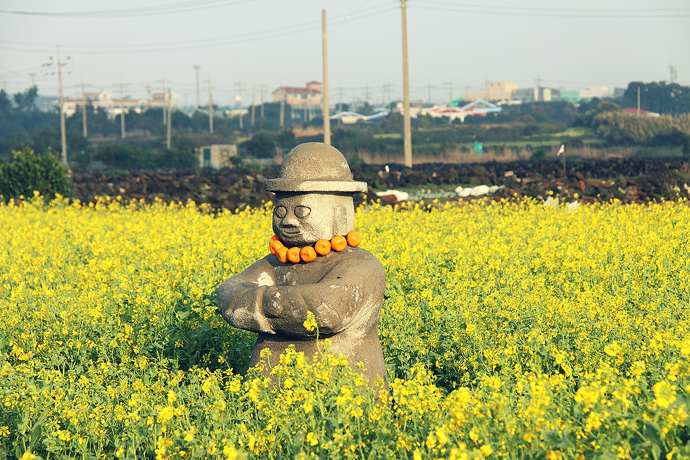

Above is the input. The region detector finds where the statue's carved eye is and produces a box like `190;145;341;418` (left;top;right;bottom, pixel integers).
295;206;311;219
274;206;287;218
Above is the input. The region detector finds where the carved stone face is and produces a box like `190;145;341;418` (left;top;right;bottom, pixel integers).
273;192;355;246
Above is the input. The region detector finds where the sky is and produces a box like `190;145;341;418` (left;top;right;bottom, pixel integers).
1;0;689;107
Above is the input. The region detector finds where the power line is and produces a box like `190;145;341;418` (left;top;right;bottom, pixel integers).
0;0;257;17
0;4;396;54
413;1;690;18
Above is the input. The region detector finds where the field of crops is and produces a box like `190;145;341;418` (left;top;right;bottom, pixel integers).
2;195;690;459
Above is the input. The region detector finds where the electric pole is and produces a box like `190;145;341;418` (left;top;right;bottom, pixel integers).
43;46;70;166
120;78;126;139
322;8;331;144
82;81;88;137
236;80;243;130
260;82;265;118
166;88;172;148
280;95;285;128
208;78;214;133
251;83;256;127
193;65;200;108
29;72;36;86
401;0;412;168
159;74;167;123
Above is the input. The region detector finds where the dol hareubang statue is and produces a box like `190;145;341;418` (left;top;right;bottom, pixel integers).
217;143;387;384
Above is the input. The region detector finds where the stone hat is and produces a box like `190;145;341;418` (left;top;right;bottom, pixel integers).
264;142;367;193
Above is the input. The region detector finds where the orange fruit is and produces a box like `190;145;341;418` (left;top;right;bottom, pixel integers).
346;230;361;247
287;246;301;263
300;246;317;262
270;238;284;256
331;235;347;252
276;246;289;263
314;239;331;256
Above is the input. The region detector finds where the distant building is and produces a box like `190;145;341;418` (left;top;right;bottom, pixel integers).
559;90;580;103
486;81;518;101
462;81;518;102
272;81;323;109
195;144;238;168
391;99;433;117
512;88;537;103
418;99;501;122
57;90;178;119
579;87;615;101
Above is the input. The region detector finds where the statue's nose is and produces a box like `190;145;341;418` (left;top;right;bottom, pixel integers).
281;213;300;227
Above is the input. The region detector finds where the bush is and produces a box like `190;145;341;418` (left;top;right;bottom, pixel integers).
531;148;547;161
0;147;73;201
242;131;277;159
92;145;197;170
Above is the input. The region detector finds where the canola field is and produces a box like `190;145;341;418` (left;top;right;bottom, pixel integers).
1;195;690;459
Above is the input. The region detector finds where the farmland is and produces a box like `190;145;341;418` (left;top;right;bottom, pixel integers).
1;196;690;459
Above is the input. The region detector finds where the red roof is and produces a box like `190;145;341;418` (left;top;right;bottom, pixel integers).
275;86;321;95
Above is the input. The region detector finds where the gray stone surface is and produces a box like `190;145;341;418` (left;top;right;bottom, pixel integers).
217;143;387;385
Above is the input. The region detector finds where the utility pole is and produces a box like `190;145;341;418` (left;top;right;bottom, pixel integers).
29;72;36;86
637;86;641;116
280;95;285;128
160;74;167;123
166;88;172;148
305;86;310;122
236;80;243;130
251;83;256;127
322;9;331;144
120;78;126;139
43;46;70;166
260;82;265;118
401;0;413;168
208;78;214;133
193;65;200;108
81;81;88;137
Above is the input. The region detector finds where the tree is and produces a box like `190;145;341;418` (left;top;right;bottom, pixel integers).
242;131;276;158
0;90;11;116
12;86;39;111
0;147;73;201
622;82;690;114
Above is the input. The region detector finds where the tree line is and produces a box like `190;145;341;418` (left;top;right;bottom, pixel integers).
1;80;689;169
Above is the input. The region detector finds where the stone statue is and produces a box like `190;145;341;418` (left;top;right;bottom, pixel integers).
217;143;388;384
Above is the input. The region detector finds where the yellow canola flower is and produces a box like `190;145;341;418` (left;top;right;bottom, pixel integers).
2;196;690;459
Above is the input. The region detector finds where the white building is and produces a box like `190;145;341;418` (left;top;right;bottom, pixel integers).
57;90;179;119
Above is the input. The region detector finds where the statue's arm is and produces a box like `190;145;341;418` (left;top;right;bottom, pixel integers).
219;254;386;337
217;257;279;333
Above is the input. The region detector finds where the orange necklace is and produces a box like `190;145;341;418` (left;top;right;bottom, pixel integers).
269;231;361;264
